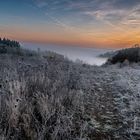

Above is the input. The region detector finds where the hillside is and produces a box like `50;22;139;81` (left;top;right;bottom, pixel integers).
105;45;140;65
0;40;140;140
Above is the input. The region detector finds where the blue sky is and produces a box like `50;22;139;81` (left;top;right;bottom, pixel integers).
0;0;140;48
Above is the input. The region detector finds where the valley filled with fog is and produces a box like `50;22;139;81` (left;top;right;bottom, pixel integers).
22;42;111;66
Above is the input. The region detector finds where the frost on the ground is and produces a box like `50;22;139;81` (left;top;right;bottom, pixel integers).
0;50;140;139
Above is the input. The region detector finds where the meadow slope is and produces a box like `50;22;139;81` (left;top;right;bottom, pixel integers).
0;51;140;140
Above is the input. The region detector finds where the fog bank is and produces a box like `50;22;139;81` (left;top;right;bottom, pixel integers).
22;42;112;66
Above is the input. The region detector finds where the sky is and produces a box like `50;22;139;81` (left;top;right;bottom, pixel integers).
0;0;140;48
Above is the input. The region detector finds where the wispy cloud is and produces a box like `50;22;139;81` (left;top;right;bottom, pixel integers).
34;0;94;34
83;10;126;31
45;12;74;30
33;0;140;28
34;0;47;8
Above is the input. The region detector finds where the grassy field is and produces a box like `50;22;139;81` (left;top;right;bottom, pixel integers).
0;46;139;139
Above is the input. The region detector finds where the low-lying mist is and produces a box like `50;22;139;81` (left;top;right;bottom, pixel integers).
22;42;112;66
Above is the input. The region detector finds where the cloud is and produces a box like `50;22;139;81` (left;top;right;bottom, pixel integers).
82;1;140;29
34;0;47;8
33;0;140;32
45;12;74;30
33;0;140;16
113;0;140;9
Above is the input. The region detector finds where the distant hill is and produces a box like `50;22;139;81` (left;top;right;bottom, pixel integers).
107;45;140;64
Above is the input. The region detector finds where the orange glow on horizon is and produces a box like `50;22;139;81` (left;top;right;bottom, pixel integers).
0;25;139;49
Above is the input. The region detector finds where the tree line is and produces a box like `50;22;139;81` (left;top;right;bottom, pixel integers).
0;38;20;48
0;38;21;54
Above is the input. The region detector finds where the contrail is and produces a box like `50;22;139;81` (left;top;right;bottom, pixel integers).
45;13;74;31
